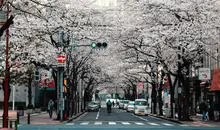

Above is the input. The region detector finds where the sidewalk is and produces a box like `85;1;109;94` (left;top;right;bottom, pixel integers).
149;113;220;127
19;111;86;125
19;113;62;125
0;110;86;126
0;110;47;119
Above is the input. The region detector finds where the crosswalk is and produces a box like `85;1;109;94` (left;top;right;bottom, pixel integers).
65;121;188;126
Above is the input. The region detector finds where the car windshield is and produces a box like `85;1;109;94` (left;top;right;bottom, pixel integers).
124;101;129;104
129;102;134;105
135;101;147;106
88;102;97;105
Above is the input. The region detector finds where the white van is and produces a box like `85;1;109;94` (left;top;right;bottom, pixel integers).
134;99;149;116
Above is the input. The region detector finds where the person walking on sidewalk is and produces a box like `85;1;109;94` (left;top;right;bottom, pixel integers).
200;98;208;121
48;99;54;118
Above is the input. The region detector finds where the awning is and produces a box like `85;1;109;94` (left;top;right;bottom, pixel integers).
200;82;206;85
210;68;220;91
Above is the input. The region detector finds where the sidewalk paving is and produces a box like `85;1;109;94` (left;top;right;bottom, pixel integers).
18;110;86;125
149;113;220;127
19;113;62;125
0;110;46;119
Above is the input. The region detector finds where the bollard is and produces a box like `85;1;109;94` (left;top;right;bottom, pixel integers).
9;121;12;128
17;113;19;124
15;120;18;130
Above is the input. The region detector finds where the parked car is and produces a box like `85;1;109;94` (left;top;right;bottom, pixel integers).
123;100;129;110
134;99;149;116
119;100;124;109
127;101;135;112
94;101;101;108
87;102;99;112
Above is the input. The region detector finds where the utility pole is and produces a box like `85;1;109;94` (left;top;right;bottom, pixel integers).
58;28;65;122
3;4;9;128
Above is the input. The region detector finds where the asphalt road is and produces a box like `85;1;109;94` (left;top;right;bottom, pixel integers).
16;107;220;130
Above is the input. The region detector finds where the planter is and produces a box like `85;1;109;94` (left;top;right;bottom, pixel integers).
35;108;41;113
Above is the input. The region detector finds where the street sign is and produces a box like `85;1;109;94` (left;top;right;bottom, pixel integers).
199;68;211;80
57;55;66;67
0;11;6;25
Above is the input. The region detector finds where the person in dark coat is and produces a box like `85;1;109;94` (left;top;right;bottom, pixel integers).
200;98;208;121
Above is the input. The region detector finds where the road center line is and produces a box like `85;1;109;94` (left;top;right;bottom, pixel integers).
96;109;100;119
132;114;148;121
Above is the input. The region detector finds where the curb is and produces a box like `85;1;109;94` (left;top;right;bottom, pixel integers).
149;114;182;124
66;111;86;123
19;111;47;119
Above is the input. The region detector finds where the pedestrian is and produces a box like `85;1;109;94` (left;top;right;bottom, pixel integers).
214;100;219;121
106;100;112;114
199;98;208;121
112;101;115;108
48;99;54;118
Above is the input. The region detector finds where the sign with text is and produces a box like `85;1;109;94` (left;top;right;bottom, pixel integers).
199;68;211;80
57;55;66;67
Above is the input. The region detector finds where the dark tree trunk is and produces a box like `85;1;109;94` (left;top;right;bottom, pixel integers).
158;74;165;115
152;83;157;114
181;68;191;121
169;75;178;118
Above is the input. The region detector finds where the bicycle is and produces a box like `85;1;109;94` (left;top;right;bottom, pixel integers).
107;106;111;116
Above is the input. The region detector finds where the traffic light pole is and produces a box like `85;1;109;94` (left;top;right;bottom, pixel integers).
58;28;64;122
59;67;64;122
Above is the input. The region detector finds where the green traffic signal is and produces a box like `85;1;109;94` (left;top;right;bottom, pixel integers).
91;43;97;48
90;42;108;49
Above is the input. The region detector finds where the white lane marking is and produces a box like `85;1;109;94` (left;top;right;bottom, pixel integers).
109;122;116;125
94;122;102;125
135;122;145;125
66;123;74;125
132;114;148;121
121;122;130;125
162;123;174;126
80;122;89;125
96;109;100;119
148;122;159;125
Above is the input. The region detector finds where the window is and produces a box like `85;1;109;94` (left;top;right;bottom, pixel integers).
124;101;129;104
129;102;134;105
135;101;147;106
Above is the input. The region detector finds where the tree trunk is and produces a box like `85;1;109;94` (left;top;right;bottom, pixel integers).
169;75;178;118
152;83;157;114
181;72;191;121
158;77;164;116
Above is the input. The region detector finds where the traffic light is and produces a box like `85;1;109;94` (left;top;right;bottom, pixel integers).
34;70;40;81
90;42;108;48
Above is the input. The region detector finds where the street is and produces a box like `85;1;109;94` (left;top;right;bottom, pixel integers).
17;107;220;130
